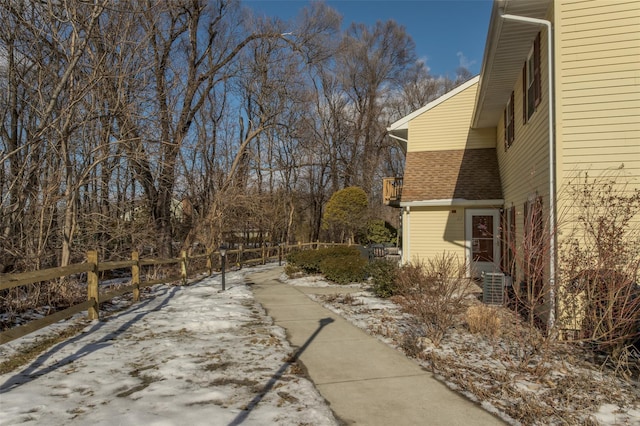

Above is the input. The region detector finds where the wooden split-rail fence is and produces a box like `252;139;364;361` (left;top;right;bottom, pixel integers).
0;242;342;345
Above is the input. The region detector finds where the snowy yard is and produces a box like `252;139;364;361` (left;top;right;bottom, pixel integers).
2;264;639;426
285;274;640;426
0;265;336;426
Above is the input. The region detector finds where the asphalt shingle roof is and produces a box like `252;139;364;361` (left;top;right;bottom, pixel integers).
401;148;503;202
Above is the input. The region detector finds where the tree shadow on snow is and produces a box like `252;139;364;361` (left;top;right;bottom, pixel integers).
0;285;180;393
228;317;335;426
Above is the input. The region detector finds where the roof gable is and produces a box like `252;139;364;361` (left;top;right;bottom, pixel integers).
387;75;480;133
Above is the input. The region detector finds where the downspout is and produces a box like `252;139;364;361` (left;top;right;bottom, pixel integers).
404;206;410;264
500;13;556;331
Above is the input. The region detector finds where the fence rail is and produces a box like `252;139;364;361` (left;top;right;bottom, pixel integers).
0;241;337;345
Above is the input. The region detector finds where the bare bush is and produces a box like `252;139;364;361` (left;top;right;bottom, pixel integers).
559;172;640;374
393;253;472;347
0;279;86;330
503;194;553;330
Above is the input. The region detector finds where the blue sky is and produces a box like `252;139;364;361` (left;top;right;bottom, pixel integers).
244;0;494;77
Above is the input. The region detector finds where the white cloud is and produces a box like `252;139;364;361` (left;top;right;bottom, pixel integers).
416;56;431;73
457;51;476;69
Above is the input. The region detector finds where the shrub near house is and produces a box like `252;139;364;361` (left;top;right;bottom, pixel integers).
559;173;640;366
286;246;367;284
367;259;399;298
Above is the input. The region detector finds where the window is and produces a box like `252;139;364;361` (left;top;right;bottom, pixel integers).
523;32;542;122
504;92;515;150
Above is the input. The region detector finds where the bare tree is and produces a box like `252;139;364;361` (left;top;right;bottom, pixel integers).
335;20;415;194
0;0;472;273
1;0;108;269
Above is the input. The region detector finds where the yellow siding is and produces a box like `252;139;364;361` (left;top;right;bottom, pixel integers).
552;1;640;332
492;13;554;284
403;207;465;264
556;0;640;185
408;83;495;152
495;26;551;213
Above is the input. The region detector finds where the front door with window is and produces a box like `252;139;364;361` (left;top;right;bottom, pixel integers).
465;209;501;278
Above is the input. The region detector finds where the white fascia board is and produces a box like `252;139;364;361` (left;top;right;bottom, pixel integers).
387;75;480;132
400;198;504;207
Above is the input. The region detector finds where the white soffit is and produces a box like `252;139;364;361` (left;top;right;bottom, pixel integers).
472;0;552;129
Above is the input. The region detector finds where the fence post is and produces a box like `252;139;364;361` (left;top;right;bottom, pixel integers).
261;243;266;265
180;250;188;285
206;249;213;276
87;250;99;320
131;251;140;302
238;244;244;269
315;240;320;250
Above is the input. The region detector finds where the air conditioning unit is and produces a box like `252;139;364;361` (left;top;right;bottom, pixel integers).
483;272;505;305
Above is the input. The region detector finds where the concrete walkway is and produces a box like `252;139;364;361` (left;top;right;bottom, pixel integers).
248;268;503;426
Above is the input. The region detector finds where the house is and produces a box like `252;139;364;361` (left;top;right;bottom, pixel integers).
385;0;639;325
122;198;194;223
386;76;504;276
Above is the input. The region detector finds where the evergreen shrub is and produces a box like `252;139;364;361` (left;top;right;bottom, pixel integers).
286;246;366;283
286;249;323;273
366;259;398;298
319;255;367;285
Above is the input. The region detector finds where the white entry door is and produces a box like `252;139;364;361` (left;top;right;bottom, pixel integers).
465;209;501;278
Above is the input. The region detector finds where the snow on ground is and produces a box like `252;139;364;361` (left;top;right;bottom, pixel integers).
0;265;337;426
279;272;360;289
282;274;640;426
4;265;638;426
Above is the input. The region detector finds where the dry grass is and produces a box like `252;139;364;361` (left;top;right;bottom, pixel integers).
466;305;501;338
322;292;361;306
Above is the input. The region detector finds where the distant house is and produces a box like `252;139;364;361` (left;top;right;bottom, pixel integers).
385;0;639;324
122;198;194;223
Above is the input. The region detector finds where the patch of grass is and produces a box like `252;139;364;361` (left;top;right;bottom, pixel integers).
116;383;150;398
277;391;299;405
129;364;157;377
335;293;363;306
249;335;280;346
0;322;88;375
186;399;224;407
209;377;259;388
283;263;302;278
288;362;305;376
203;361;231;371
116;372;162;398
